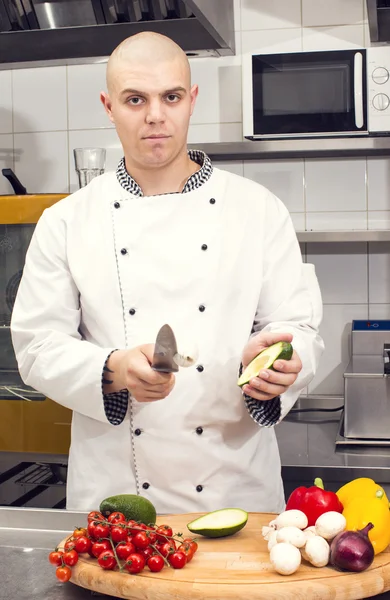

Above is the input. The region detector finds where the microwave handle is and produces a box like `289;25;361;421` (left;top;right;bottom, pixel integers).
354;52;364;129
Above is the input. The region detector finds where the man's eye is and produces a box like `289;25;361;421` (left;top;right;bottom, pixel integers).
128;97;143;105
166;94;180;103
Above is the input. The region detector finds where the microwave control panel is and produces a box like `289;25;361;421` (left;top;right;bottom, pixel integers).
367;47;390;132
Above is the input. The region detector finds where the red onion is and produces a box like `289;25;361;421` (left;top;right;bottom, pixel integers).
330;524;375;572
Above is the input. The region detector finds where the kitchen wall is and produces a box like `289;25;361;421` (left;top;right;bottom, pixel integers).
0;0;388;397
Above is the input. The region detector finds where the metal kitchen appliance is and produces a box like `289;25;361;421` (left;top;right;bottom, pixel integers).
343;320;390;440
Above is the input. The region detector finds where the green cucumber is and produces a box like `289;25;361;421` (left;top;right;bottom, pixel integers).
187;508;248;538
237;341;293;387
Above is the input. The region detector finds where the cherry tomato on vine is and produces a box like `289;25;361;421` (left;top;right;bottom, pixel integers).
56;566;72;582
48;551;63;566
159;540;176;557
107;512;126;524
177;542;195;562
116;541;135;561
74;536;92;554
63;550;79;567
87;511;104;522
147;555;165;572
110;525;128;544
98;550;116;570
72;527;87;539
64;539;75;551
168;551;187;569
124;553;145;574
155;525;173;543
91;540;111;558
132;531;150;550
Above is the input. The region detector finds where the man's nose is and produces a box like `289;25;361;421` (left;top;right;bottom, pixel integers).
145;99;165;124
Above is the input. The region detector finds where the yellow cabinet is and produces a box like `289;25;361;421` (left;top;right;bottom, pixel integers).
0;398;71;454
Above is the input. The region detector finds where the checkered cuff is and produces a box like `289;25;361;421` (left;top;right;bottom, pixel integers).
239;363;281;427
102;350;129;425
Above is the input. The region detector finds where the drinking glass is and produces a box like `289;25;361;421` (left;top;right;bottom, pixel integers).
73;148;106;188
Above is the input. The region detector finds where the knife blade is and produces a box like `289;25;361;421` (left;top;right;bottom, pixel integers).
151;324;179;373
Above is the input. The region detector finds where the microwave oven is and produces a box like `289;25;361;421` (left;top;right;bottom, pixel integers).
242;47;390;140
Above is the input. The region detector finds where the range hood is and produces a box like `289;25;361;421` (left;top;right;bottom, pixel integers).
0;0;235;68
367;0;390;43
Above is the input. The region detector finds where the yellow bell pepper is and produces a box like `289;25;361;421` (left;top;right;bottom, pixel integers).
342;489;390;555
336;477;389;508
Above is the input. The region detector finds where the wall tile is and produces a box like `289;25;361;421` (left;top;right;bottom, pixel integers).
241;0;301;31
305;159;366;212
368;211;390;230
369;305;390;320
308;303;368;394
190;60;242;125
13;67;67;133
68;129;123;192
14;132;68;194
306;212;367;230
0;72;12;134
367;158;390;211
243;159;304;212
234;0;241;31
302;25;364;50
306;242;368;304
302;0;364;27
291;213;305;230
213;161;244;176
0;134;14;194
188;122;243;144
241;28;302;54
67;63;112;131
368;242;390;304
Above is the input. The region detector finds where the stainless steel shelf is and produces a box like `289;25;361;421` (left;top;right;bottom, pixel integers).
190;137;390;160
296;230;390;243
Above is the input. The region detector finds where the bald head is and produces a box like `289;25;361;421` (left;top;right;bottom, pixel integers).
106;32;191;94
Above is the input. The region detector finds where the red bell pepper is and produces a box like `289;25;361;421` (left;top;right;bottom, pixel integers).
285;477;344;526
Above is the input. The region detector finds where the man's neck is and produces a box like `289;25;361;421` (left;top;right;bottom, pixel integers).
124;151;200;197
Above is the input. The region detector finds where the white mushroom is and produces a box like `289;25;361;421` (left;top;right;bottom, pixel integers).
315;512;346;541
274;510;308;530
267;530;278;551
276;526;306;548
303;526;317;541
304;536;330;567
262;525;275;540
270;542;302;575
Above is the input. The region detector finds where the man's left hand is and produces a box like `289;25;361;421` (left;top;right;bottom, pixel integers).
241;331;302;401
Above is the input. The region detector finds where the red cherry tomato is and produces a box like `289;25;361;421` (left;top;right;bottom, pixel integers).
74;536;92;554
48;551;63;566
87;511;104;522
107;512;126;524
110;525;128;544
182;538;198;554
63;550;79;567
56;566;72;582
132;531;150;550
159;540;176;557
124;553;146;574
139;546;154;561
147;555;165;572
177;542;194;563
64;539;75;551
97;550;116;570
116;542;135;561
168;551;187;569
93;523;110;539
91;540;112;558
155;525;173;543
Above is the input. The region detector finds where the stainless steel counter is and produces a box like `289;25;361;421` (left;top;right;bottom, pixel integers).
1;506;390;600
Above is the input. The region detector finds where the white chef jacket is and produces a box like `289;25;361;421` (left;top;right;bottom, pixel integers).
11;165;324;514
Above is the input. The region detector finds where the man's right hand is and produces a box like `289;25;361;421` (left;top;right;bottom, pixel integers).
103;345;175;402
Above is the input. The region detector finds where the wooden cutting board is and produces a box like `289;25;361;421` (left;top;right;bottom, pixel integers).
59;512;390;600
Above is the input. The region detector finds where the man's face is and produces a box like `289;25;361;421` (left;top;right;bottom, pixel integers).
101;57;198;169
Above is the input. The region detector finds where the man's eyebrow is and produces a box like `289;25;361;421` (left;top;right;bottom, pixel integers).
120;86;187;97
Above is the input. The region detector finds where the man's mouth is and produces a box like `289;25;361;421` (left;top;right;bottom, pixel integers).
143;134;170;139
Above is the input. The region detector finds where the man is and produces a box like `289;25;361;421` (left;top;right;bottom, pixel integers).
11;32;324;514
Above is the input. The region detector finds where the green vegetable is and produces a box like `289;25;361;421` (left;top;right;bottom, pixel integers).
237;341;293;387
187;508;248;538
100;494;157;525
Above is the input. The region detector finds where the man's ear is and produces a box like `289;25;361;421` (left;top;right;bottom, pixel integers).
100;91;115;123
189;84;199;116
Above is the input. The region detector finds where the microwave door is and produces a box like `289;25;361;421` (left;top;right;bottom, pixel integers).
249;50;368;139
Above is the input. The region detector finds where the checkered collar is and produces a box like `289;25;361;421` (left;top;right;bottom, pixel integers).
116;149;213;196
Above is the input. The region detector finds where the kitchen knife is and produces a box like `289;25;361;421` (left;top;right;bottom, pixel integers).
151;324;179;373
